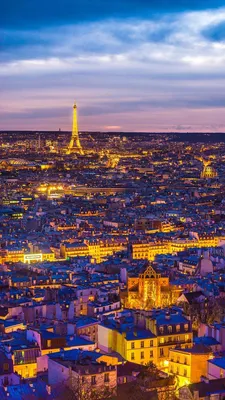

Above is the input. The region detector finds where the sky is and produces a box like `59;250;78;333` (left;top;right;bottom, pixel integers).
1;0;225;132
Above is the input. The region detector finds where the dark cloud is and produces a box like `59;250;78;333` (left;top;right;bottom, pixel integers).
1;0;225;30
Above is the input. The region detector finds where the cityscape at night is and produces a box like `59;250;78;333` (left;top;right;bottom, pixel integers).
1;0;225;399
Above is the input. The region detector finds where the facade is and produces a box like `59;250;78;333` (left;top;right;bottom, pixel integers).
208;357;225;380
169;344;213;388
126;265;181;309
135;309;193;369
48;356;117;398
98;322;157;365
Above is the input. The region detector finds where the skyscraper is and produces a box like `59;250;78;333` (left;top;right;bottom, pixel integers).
67;104;84;155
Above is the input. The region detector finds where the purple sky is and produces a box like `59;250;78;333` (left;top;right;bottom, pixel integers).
1;2;225;132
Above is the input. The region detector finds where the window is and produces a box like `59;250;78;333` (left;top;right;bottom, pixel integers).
177;357;180;363
131;342;135;349
160;348;164;357
159;326;164;334
3;363;9;372
184;324;189;332
160;337;164;344
91;376;96;385
185;335;189;342
184;369;187;377
184;357;187;365
141;341;144;348
131;352;135;360
150;350;153;358
104;373;109;383
150;340;153;347
47;340;51;348
176;325;180;333
82;377;85;383
141;351;144;359
168;326;172;333
220;369;223;378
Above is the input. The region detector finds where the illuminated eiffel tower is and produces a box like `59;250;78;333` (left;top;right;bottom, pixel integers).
67;103;84;155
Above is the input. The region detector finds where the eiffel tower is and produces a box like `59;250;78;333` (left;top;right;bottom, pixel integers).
67;103;84;155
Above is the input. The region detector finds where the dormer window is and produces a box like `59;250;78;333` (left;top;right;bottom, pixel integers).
168;326;172;333
184;324;189;332
176;325;180;332
159;326;164;334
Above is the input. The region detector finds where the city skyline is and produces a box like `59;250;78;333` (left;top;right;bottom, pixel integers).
2;1;225;132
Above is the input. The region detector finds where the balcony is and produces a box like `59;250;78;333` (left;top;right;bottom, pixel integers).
159;339;192;347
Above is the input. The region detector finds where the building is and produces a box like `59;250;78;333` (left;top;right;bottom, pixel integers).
169;344;213;388
98;315;158;366
48;353;117;398
179;377;225;400
126;264;181;309
134;308;193;369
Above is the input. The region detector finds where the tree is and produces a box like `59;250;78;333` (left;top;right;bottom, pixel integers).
51;379;115;400
123;362;178;400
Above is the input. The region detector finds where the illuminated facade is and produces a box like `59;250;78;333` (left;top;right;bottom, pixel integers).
98;309;193;369
126;265;180;309
60;239;127;263
169;345;213;388
135;309;193;370
67;103;84;155
196;156;218;179
131;236;219;261
98;323;158;366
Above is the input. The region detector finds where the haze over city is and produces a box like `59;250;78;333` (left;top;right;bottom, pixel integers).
2;0;225;132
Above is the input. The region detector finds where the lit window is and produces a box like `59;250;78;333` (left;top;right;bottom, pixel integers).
176;325;180;332
160;348;164;357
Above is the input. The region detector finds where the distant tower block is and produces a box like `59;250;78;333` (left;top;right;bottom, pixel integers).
67;103;84;155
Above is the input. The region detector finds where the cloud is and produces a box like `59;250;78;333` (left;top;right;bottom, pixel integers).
1;6;225;131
